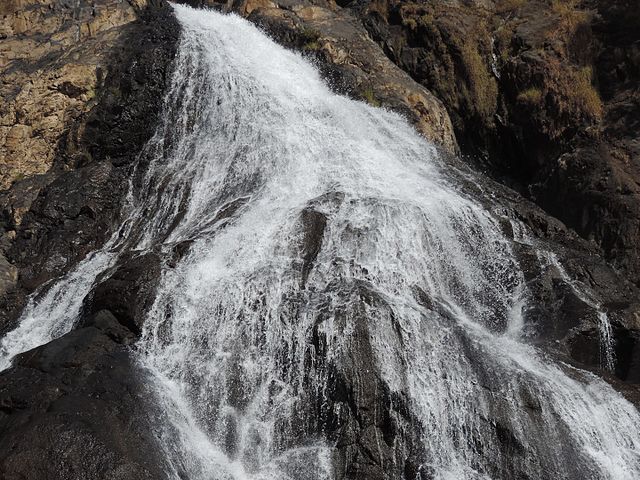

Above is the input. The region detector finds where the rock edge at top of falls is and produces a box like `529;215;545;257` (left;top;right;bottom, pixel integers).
182;0;459;153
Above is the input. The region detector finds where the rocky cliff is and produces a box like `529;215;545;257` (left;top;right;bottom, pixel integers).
0;1;179;477
345;0;640;289
1;0;640;479
0;0;179;327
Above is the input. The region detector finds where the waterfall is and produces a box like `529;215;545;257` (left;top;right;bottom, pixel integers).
1;4;639;479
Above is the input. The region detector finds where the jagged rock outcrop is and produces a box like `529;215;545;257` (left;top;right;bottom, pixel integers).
1;0;144;189
80;250;163;335
436;151;640;400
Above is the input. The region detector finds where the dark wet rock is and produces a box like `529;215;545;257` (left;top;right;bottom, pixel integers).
80;251;163;335
299;279;426;480
168;239;195;267
444;152;640;385
514;211;640;378
299;208;327;287
0;253;17;299
567;327;602;369
614;328;640;383
0;310;170;480
12;161;124;292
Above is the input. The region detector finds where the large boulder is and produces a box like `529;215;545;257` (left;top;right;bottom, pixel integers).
80;251;163;335
0;310;170;480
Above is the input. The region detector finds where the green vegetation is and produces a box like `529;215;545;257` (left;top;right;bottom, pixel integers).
302;41;320;51
571;66;603;119
403;17;418;30
517;87;543;105
550;0;589;31
419;13;434;26
494;25;515;61
461;43;498;118
360;86;381;107
300;26;321;51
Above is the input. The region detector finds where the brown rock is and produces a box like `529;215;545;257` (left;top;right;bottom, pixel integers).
0;0;147;190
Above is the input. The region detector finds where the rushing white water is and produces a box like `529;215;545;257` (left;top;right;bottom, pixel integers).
1;4;640;479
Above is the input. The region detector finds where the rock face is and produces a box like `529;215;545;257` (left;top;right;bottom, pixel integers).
0;0;180;331
80;250;163;335
471;160;640;390
1;0;142;190
340;0;640;288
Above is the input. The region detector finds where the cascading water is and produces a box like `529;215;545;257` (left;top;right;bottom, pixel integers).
509;221;617;372
1;4;639;479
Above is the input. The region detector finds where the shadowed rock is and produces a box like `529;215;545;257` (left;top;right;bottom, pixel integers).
299;208;327;287
80;251;163;336
0;310;170;480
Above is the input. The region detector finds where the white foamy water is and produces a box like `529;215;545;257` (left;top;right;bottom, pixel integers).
0;246;118;371
1;4;639;479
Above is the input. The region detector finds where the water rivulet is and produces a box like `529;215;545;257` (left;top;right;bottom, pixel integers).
1;5;639;479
